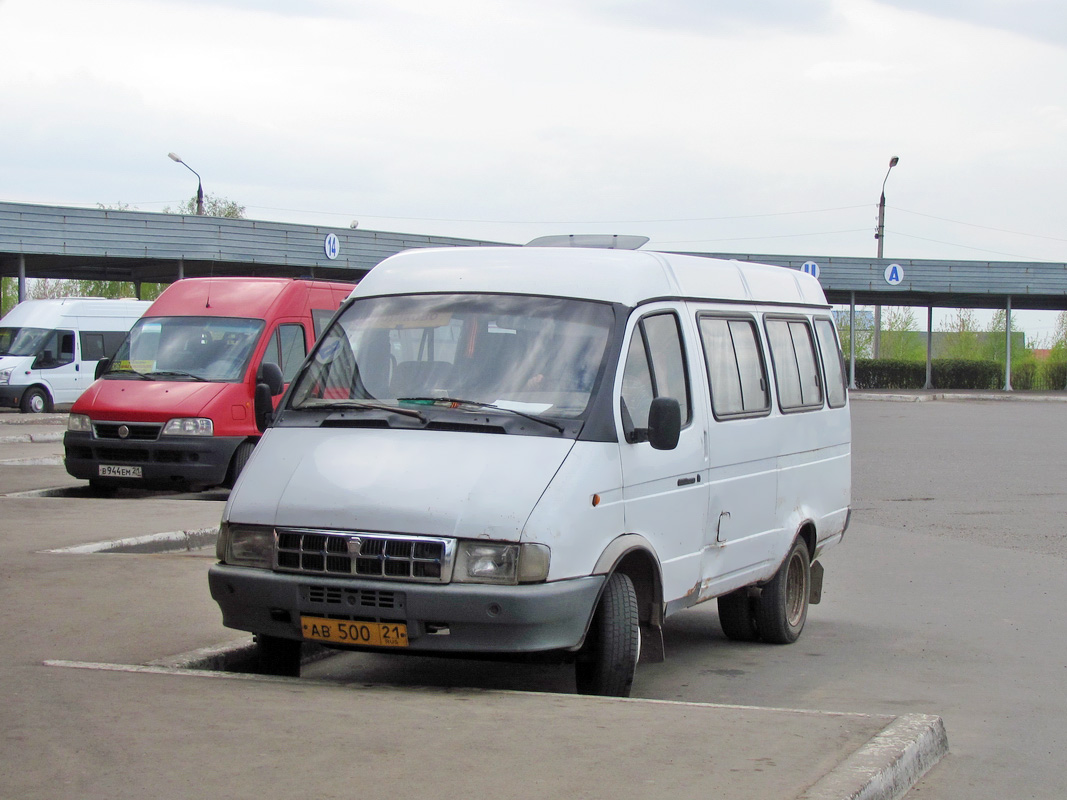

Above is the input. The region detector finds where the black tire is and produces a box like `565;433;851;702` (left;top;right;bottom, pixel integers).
756;537;811;644
224;441;255;489
255;634;301;677
575;572;640;697
717;589;760;641
20;386;51;414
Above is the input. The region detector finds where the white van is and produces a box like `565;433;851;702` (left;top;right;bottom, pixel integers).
0;298;151;413
209;243;851;696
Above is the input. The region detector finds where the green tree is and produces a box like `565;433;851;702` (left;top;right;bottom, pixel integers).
163;193;245;218
938;308;981;359
878;306;925;361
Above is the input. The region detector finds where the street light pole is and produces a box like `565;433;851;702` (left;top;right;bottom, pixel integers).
168;152;205;215
873;155;899;358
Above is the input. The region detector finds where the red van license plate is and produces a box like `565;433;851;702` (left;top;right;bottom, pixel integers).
99;465;141;478
301;616;409;647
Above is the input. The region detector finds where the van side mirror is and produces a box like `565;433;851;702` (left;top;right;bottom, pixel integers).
254;362;285;432
257;362;284;396
95;358;111;380
647;397;681;451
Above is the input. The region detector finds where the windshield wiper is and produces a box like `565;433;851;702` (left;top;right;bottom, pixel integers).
145;370;207;382
105;368;153;380
312;399;426;422
397;397;565;433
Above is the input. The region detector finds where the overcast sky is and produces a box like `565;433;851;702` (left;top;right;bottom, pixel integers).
2;0;1065;337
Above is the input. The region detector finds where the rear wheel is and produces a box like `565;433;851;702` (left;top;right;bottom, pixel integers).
756;538;811;644
255;634;301;677
20;386;51;414
575;572;640;697
717;589;760;641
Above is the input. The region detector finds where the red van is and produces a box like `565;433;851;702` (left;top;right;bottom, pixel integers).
64;277;352;491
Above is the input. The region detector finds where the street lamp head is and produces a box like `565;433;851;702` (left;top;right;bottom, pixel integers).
168;152;182;163
889;156;899;168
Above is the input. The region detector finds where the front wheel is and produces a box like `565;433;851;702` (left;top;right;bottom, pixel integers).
20;386;51;414
575;572;640;697
224;441;256;489
756;537;811;644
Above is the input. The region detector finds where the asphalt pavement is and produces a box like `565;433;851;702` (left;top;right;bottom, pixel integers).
0;406;947;800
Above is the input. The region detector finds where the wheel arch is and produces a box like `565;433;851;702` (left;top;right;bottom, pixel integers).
592;534;664;630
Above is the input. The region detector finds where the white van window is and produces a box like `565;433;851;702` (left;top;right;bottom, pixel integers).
0;327;49;357
291;294;614;420
698;316;769;418
35;330;75;368
766;318;823;411
813;318;847;408
621;312;690;429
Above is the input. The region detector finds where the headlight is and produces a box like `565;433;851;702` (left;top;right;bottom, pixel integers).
67;414;92;432
453;542;551;585
162;417;213;436
0;368;10;385
217;522;274;568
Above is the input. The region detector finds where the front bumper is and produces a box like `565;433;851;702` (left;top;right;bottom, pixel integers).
0;385;26;408
208;564;606;655
64;429;243;488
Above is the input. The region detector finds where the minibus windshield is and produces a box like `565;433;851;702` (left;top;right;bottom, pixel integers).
290;294;614;420
0;327;49;357
105;316;265;382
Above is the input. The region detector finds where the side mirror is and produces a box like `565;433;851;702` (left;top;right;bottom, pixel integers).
95;358;111;380
257;362;284;396
647;397;681;451
254;362;285;433
254;383;275;432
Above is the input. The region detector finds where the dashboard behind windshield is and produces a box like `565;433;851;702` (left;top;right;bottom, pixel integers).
290;294;615;419
106;316;265;382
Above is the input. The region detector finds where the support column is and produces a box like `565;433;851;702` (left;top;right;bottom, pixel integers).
18;254;26;302
134;281;143;300
849;292;857;390
177;258;185;281
925;306;934;389
1004;297;1013;391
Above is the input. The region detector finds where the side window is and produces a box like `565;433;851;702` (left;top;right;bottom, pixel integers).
102;332;128;359
80;332;106;361
814;318;847;408
620;312;690;432
37;330;75;367
698;316;769;418
765;318;823;411
312;308;335;340
263;324;307;383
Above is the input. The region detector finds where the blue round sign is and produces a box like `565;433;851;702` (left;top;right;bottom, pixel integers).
801;261;820;280
324;233;340;260
884;263;904;285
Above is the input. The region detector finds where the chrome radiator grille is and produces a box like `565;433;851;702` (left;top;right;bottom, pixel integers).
275;529;454;583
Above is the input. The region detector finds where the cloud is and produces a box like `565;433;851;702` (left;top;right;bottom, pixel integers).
875;0;1067;48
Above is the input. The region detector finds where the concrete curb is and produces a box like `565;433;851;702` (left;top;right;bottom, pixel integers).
47;645;948;800
800;713;948;800
0;431;64;443
850;391;1067;403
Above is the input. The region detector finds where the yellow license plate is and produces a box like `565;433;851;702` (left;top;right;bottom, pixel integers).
300;616;408;647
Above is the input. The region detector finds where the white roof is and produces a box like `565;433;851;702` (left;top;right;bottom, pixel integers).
353;246;829;308
0;297;151;326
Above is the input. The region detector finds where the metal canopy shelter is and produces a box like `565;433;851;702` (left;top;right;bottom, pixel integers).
691;252;1067;391
4;202;1066;391
0;201;505;291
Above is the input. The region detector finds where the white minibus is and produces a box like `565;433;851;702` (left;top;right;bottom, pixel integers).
0;298;151;413
209;242;851;696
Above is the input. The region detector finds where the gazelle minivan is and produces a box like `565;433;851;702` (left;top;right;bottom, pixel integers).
209;241;851;696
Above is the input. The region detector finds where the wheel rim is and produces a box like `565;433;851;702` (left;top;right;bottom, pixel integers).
29;393;45;413
785;551;808;628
